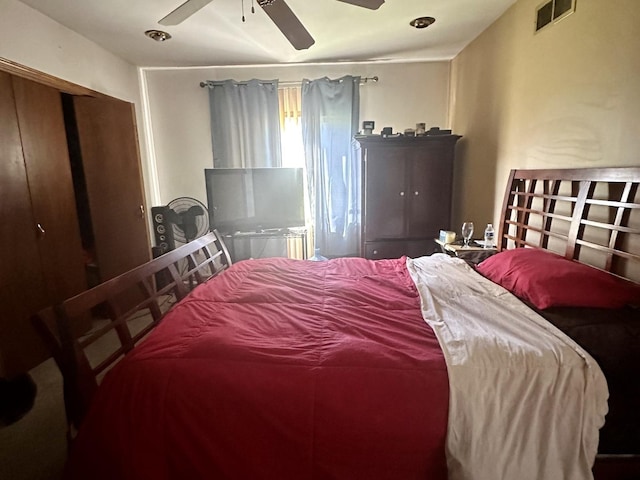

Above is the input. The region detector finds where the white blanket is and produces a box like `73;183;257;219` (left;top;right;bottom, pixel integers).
407;254;608;480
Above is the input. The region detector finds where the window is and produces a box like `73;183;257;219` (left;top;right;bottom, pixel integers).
278;86;305;168
278;86;310;240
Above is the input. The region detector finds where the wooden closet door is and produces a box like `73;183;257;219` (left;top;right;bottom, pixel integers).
72;96;150;281
0;73;41;297
0;72;45;376
12;76;87;303
0;76;87;376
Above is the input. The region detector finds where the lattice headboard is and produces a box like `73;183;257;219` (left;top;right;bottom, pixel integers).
498;167;640;283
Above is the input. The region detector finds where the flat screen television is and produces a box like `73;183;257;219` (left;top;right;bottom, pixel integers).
204;167;305;233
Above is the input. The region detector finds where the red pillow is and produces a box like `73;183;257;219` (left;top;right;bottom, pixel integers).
476;248;640;309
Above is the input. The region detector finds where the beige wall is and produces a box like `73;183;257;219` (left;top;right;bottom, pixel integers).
142;61;451;205
450;0;640;229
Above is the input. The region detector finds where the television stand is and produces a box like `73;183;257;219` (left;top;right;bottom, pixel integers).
222;227;308;262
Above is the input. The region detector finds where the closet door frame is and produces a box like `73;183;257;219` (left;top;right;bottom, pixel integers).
0;56;100;97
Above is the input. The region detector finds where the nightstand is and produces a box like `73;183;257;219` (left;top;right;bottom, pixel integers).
434;239;497;266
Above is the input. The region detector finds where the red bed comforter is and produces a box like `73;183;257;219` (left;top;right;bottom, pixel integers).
66;256;449;480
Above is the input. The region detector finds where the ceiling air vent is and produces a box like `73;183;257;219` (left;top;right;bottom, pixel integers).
535;0;575;32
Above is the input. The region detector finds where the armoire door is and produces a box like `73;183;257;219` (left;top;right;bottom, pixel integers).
0;74;87;376
406;144;453;239
363;147;407;240
72;96;150;281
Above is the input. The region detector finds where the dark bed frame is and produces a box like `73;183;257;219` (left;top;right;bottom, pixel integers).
35;167;640;478
498;167;640;479
34;230;232;434
498;167;640;282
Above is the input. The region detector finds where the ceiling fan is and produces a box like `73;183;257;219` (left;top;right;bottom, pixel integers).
158;0;385;50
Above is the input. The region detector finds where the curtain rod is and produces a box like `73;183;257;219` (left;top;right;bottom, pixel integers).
199;76;378;88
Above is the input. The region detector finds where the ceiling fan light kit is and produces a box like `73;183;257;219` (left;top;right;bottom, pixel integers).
157;0;385;50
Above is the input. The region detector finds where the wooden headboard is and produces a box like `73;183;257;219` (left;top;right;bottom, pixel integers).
498;167;640;283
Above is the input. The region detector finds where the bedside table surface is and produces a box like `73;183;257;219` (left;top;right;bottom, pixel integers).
434;239;497;266
434;239;497;253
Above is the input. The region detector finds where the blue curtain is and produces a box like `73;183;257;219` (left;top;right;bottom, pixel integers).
301;76;360;257
207;79;282;168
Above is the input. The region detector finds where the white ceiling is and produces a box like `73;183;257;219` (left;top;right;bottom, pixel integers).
18;0;517;68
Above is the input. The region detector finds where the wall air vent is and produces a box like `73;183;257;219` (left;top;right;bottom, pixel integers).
535;0;576;32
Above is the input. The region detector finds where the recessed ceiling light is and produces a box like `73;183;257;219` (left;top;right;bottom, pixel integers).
410;17;436;29
145;30;172;42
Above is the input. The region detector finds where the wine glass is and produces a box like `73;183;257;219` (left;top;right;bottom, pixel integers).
461;222;474;248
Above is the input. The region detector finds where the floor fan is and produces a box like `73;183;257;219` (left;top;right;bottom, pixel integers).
162;197;211;283
165;197;210;247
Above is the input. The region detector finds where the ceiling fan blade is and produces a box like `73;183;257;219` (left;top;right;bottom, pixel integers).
336;0;384;9
261;0;315;51
159;0;214;26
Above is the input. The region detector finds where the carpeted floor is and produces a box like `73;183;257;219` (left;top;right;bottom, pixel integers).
0;359;67;480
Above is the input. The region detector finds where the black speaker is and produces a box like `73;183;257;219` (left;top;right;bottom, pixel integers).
151;206;176;251
152;245;172;290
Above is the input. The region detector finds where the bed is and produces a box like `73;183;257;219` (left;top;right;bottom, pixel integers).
34;167;640;480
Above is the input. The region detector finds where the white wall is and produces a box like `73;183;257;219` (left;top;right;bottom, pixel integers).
0;0;139;102
142;61;451;205
0;0;150;207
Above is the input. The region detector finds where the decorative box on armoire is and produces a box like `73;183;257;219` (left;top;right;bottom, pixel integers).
356;134;461;260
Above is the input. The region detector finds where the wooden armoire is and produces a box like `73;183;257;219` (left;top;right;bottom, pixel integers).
0;64;150;378
357;134;461;260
